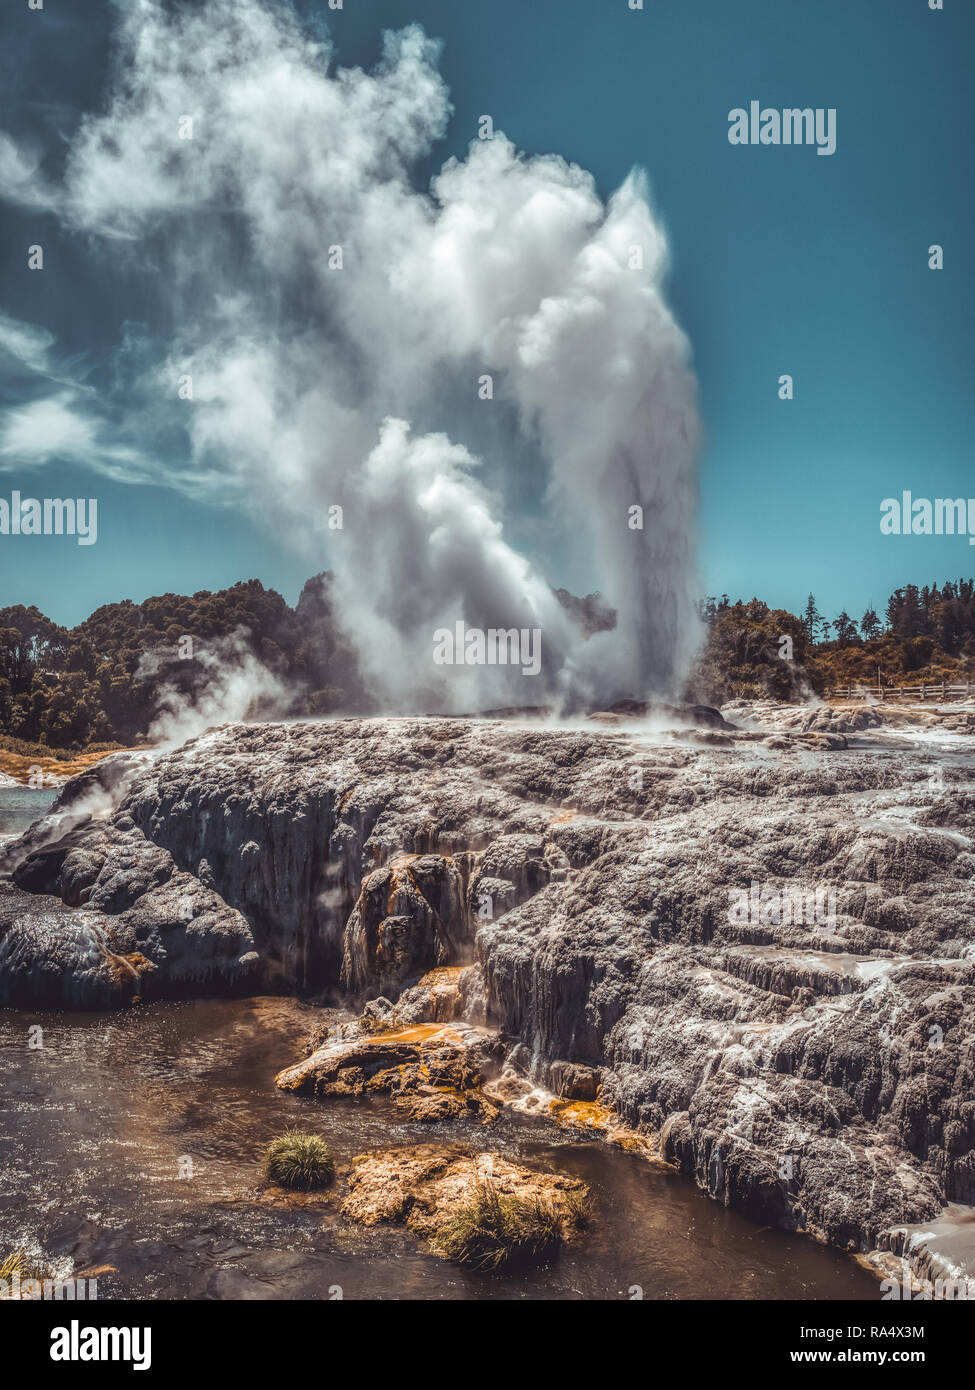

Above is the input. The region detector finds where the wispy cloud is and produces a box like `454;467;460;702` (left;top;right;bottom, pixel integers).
0;311;56;375
0;131;58;211
0;391;162;483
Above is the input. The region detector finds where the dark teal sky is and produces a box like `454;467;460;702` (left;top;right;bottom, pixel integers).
1;0;972;627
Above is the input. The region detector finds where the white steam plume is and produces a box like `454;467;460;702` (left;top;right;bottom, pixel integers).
1;0;701;711
136;631;294;747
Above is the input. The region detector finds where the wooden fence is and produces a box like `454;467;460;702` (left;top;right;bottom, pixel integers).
830;682;973;702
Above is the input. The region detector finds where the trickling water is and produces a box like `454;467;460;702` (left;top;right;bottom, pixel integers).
0;996;880;1300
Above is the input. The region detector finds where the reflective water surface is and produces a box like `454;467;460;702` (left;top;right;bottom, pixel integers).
0;996;880;1300
0;786;56;840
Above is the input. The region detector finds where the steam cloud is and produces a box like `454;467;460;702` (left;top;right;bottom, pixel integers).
1;0;701;712
136;631;295;747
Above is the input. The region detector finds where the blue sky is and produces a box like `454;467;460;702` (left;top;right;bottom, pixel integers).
0;0;972;629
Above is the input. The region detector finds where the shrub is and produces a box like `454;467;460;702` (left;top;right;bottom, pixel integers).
437;1182;584;1271
264;1129;335;1189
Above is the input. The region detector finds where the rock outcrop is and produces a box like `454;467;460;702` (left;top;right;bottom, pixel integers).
340;853;470;997
2;705;974;1272
341;1143;588;1255
275;1020;501;1123
0;752;259;1007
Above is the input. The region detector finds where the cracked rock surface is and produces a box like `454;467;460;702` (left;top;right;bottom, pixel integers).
2;704;974;1265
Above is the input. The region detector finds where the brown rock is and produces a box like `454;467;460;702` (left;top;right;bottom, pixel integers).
275;1021;500;1123
341;1142;588;1250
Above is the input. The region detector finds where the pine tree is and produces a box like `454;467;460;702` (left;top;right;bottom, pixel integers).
860;607;881;640
802;593;823;641
832;611;859;647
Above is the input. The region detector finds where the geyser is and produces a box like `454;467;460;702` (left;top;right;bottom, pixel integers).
0;0;701;710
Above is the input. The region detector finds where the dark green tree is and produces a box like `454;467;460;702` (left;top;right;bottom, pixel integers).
859;607;881;640
831;611;860;648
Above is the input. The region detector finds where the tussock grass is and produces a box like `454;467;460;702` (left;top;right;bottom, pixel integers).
437;1182;586;1271
264;1129;335;1190
0;1249;32;1280
0;1249;47;1293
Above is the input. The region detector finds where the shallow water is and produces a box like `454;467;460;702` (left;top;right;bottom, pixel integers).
0;996;880;1300
0;786;57;840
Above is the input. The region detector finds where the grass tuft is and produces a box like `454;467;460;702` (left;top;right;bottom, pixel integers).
0;1249;47;1293
264;1129;335;1190
437;1182;584;1271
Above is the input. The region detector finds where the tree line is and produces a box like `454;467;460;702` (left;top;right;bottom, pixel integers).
3;573;973;750
693;578;975;703
701;579;975;654
0;574;359;749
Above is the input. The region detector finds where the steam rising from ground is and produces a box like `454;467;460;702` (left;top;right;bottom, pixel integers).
1;0;701;713
136;632;295;747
